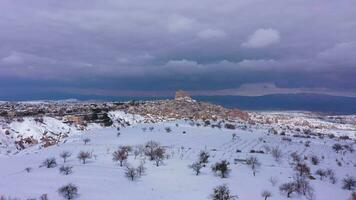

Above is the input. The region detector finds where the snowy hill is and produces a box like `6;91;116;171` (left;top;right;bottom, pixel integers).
0;114;355;199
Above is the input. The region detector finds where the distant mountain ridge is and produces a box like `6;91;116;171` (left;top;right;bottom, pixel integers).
1;93;356;114
194;93;356;114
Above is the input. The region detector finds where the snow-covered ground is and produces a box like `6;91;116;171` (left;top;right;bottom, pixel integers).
0;117;355;199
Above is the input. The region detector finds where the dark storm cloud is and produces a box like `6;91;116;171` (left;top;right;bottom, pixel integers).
0;0;355;97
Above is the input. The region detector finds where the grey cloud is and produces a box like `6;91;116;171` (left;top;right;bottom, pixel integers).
0;0;355;97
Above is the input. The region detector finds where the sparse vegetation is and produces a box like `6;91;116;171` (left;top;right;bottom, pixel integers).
210;184;238;200
212;160;230;178
77;151;92;164
58;183;79;200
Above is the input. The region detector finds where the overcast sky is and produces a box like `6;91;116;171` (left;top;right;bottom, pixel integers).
0;0;356;98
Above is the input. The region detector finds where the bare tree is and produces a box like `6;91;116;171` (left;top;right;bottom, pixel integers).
59;165;73;175
25;167;32;173
42;157;57;168
60;151;72;163
144;141;160;160
39;194;49;200
153;146;165;166
77;151;91;164
326;169;337;184
294;163;310;178
261;191;272;200
279;182;296;198
125;165;139;181
294;176;314;199
290;152;301;165
211;160;230;178
246;156;261;176
83;138;91;145
199;150;210;165
332;143;343;153
310;155;320;165
210;184;238;200
271;147;283;162
342;176;356;190
189;161;204;176
58;183;79;200
315;169;327;180
113;149;128;166
136;163;146;176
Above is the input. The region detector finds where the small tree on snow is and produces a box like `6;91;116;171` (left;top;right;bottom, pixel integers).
112;148;128;166
199;150;210;165
279;182;296;198
77;151;91;164
271;147;283;162
125;165;139;181
342;176;356;190
59;165;73;175
211;160;230;178
189;161;204;175
58;183;79;200
60;151;72;163
261;191;272;200
315;169;327;180
136;163;146;176
246;156;261;176
294;163;310;178
83;138;91;145
144;141;160;160
42;157;57;168
210;184;238;200
153;146;165;166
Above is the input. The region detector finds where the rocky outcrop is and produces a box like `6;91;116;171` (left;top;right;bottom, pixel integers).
127;96;249;121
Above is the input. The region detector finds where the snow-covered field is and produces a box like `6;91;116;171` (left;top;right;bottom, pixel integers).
0;116;355;200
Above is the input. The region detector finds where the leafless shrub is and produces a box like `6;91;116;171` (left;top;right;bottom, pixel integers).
332;143;343;153
59;165;73;175
77;151;91;164
310;155;320;165
165;127;172;133
326;169;337;184
153;146;165;166
294;163;310;178
60;151;72;163
136;163;146;176
25;167;32;173
42;158;57;168
83;138;90;145
315;169;327;180
271;147;283;162
39;194;49;200
211;160;230;178
246;156;261;176
144;141;160;160
112;148;128;166
290;152;301;165
210;184;238;200
58;183;79;200
199;150;210;165
125;165;139;181
342;176;356;190
189;161;204;176
261;190;272;200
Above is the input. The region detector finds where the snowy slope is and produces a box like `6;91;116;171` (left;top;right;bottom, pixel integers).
0;119;354;200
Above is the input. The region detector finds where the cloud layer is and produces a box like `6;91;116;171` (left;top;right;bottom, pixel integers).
0;0;355;97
